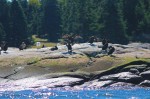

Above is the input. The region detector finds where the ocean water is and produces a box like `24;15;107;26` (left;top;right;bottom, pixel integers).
0;88;150;99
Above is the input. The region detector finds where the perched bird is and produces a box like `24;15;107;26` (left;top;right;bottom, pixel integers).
102;42;108;50
89;36;95;44
66;43;72;53
1;41;8;53
19;42;26;50
4;43;8;53
42;44;45;48
108;46;115;55
1;41;5;51
102;39;107;45
50;46;58;51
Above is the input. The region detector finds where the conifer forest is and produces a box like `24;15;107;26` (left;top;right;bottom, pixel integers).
0;0;150;46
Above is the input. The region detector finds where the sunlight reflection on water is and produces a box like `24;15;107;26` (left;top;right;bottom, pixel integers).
0;87;150;99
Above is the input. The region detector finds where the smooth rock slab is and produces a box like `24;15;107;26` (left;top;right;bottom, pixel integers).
100;72;143;84
0;66;16;78
0;76;83;91
110;82;134;87
80;80;114;88
8;66;51;80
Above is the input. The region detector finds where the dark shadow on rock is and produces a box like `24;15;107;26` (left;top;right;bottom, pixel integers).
3;52;8;54
62;51;77;55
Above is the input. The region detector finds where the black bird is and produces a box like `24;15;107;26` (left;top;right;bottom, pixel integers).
89;36;95;44
1;41;5;51
19;42;26;50
3;43;8;53
102;42;108;50
42;44;45;48
50;46;58;51
1;41;8;53
108;46;115;55
66;43;72;53
19;46;23;50
102;39;107;45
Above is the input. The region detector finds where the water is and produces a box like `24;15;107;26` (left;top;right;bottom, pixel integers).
0;88;150;99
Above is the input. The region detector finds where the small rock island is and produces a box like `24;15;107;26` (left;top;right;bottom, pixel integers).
0;42;149;91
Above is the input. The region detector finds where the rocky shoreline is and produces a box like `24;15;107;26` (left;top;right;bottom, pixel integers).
80;60;150;88
0;42;149;91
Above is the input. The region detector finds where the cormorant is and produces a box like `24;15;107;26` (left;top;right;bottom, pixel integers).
1;41;5;51
102;39;107;45
89;36;95;44
3;43;8;53
42;44;45;48
108;46;115;55
19;42;26;50
50;46;58;51
102;42;108;50
1;41;8;53
66;43;72;53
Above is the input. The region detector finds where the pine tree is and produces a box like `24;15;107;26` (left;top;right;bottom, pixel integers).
18;0;28;16
0;0;10;42
134;0;150;42
10;0;28;46
42;0;61;41
123;0;138;36
0;23;6;41
83;0;104;38
101;0;127;44
65;0;81;34
28;0;42;37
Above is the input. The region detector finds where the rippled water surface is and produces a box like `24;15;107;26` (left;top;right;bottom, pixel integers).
0;88;150;99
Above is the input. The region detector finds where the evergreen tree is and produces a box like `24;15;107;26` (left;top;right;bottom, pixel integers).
0;0;10;42
64;0;81;34
0;0;149;45
0;23;6;41
28;0;42;37
10;0;28;46
123;0;138;36
42;0;61;41
18;0;28;16
136;0;150;35
83;0;104;38
101;0;127;43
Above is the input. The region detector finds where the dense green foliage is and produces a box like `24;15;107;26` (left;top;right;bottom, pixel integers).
0;0;9;42
10;0;28;46
42;0;61;41
0;0;149;46
0;23;6;41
